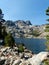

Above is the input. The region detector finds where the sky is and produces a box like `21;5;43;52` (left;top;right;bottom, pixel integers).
0;0;49;25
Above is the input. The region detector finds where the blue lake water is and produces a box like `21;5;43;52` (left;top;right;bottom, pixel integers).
15;38;46;54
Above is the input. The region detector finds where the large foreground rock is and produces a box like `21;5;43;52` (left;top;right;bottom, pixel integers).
20;52;48;65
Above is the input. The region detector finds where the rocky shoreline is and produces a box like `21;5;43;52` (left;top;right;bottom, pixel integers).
0;45;49;65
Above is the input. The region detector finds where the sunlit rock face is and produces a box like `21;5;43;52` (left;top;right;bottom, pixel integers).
27;52;48;65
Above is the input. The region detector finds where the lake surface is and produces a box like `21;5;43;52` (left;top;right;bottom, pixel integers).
15;38;46;54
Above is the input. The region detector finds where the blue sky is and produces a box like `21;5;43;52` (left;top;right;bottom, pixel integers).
0;0;49;25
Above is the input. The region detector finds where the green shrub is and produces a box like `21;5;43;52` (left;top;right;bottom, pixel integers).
41;59;49;65
31;30;41;37
18;44;24;52
4;33;15;47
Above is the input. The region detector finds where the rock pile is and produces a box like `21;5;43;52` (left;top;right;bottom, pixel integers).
0;46;33;65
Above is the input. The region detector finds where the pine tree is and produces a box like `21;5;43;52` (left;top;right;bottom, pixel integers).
0;22;2;39
0;9;4;19
0;9;6;39
45;7;49;51
4;33;15;47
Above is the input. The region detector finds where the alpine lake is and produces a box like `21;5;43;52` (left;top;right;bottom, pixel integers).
15;38;46;54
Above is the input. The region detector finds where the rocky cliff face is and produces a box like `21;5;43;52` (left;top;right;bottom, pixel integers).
26;20;32;25
0;20;46;38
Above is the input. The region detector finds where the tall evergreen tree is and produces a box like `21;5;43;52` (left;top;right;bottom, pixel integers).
2;26;7;39
0;9;4;19
0;22;2;39
45;7;49;51
0;9;6;39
